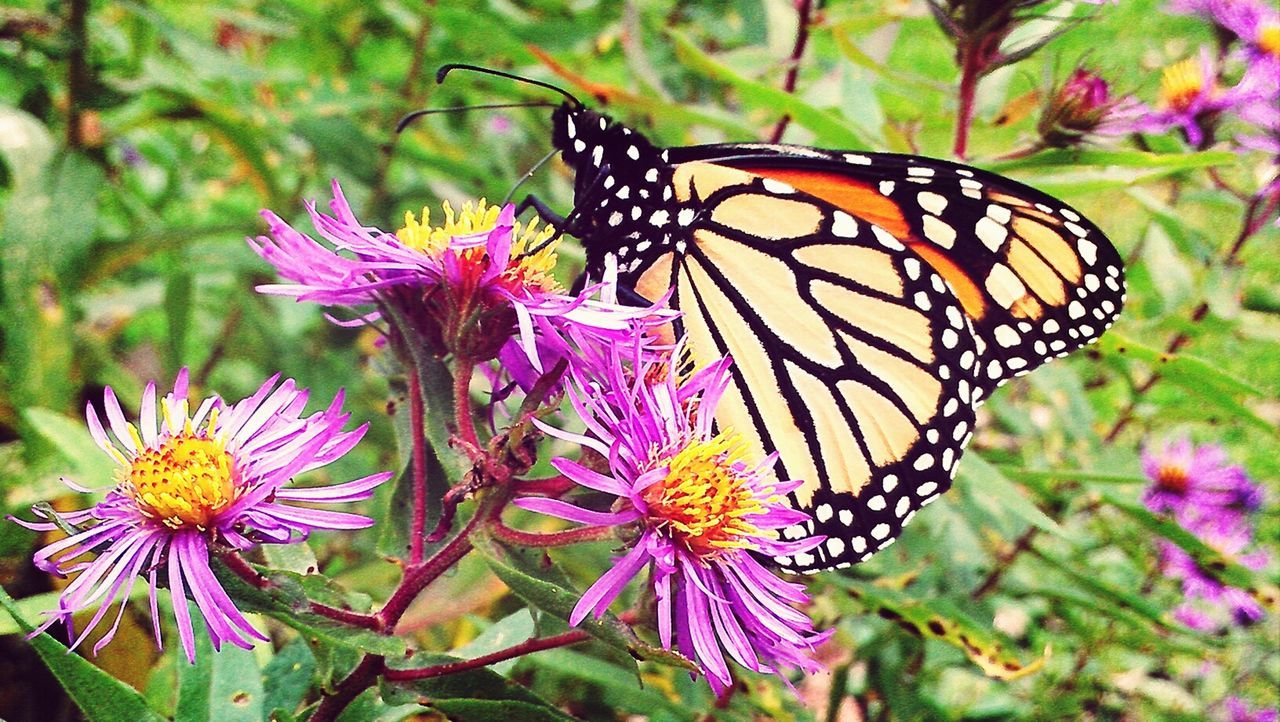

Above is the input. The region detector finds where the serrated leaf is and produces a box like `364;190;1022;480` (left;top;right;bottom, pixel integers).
834;578;1048;681
0;585;168;722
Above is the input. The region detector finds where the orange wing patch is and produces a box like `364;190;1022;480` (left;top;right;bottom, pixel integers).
906;242;988;321
741;166;912;240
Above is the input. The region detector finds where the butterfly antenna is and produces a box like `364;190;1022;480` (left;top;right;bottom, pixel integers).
502;149;558;207
396;101;557;133
437;63;582;108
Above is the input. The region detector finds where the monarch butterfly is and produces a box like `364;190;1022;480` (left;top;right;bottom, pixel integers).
437;66;1126;573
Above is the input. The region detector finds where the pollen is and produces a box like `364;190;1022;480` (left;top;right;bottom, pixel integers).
124;432;237;529
395;199;561;292
1159;57;1208;111
1154;463;1190;495
1259;24;1280;58
643;431;771;557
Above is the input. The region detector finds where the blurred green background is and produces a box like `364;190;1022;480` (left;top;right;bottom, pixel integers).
0;0;1276;720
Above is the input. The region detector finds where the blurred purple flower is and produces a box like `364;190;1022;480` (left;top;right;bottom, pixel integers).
1133;48;1262;146
1210;0;1280;76
516;342;831;694
251;181;671;378
1140;438;1256;520
1143;439;1270;632
12;370;391;662
1222;696;1280;722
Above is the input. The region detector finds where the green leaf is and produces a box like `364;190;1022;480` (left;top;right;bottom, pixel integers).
377;308;470;482
984;148;1237;173
1102;494;1263;592
262;640;318;718
380;650;575;721
833;578;1048;681
176;611;265;722
1028;544;1170;626
0;585;149;637
0;585;167;722
450;610;537;677
525;648;698;721
469;533;641;672
958;452;1062;537
214;561;406;658
430;699;582;722
1093;334;1273;433
291;116;382;186
20;406;115;489
668;30;873;149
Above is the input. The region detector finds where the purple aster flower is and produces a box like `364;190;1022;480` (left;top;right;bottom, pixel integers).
1133;48;1262;146
1156;520;1269;630
1210;0;1280;76
11;370;392;662
250;181;670;375
1140;438;1257;520
1037;68;1148;146
1222;697;1280;722
515;342;831;694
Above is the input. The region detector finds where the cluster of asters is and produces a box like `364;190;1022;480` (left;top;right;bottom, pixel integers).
14;181;830;693
1034;0;1280;154
1140;439;1268;632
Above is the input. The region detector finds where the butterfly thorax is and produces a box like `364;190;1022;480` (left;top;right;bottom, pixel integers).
552;104;686;279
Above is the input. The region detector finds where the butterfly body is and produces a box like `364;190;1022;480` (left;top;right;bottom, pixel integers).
549;103;1125;573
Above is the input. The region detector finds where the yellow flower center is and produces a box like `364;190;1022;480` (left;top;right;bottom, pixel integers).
1259;24;1280;58
124;432;237;529
1154;463;1190;495
1159;57;1208;112
642;431;771;557
395;199;560;293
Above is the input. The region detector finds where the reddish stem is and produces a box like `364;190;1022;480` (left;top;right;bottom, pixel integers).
953;45;983;159
769;0;814;143
309;654;386;722
513;474;577;497
489;520;618;548
220;551;382;630
408;368;429;565
377;503;485;629
454;358;479;448
384;628;591;681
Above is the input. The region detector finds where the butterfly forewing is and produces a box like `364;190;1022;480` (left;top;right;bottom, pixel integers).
669;145;1128;399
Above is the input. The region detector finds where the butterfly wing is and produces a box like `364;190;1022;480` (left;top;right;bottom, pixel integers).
624;161;982;572
667;145;1127;400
